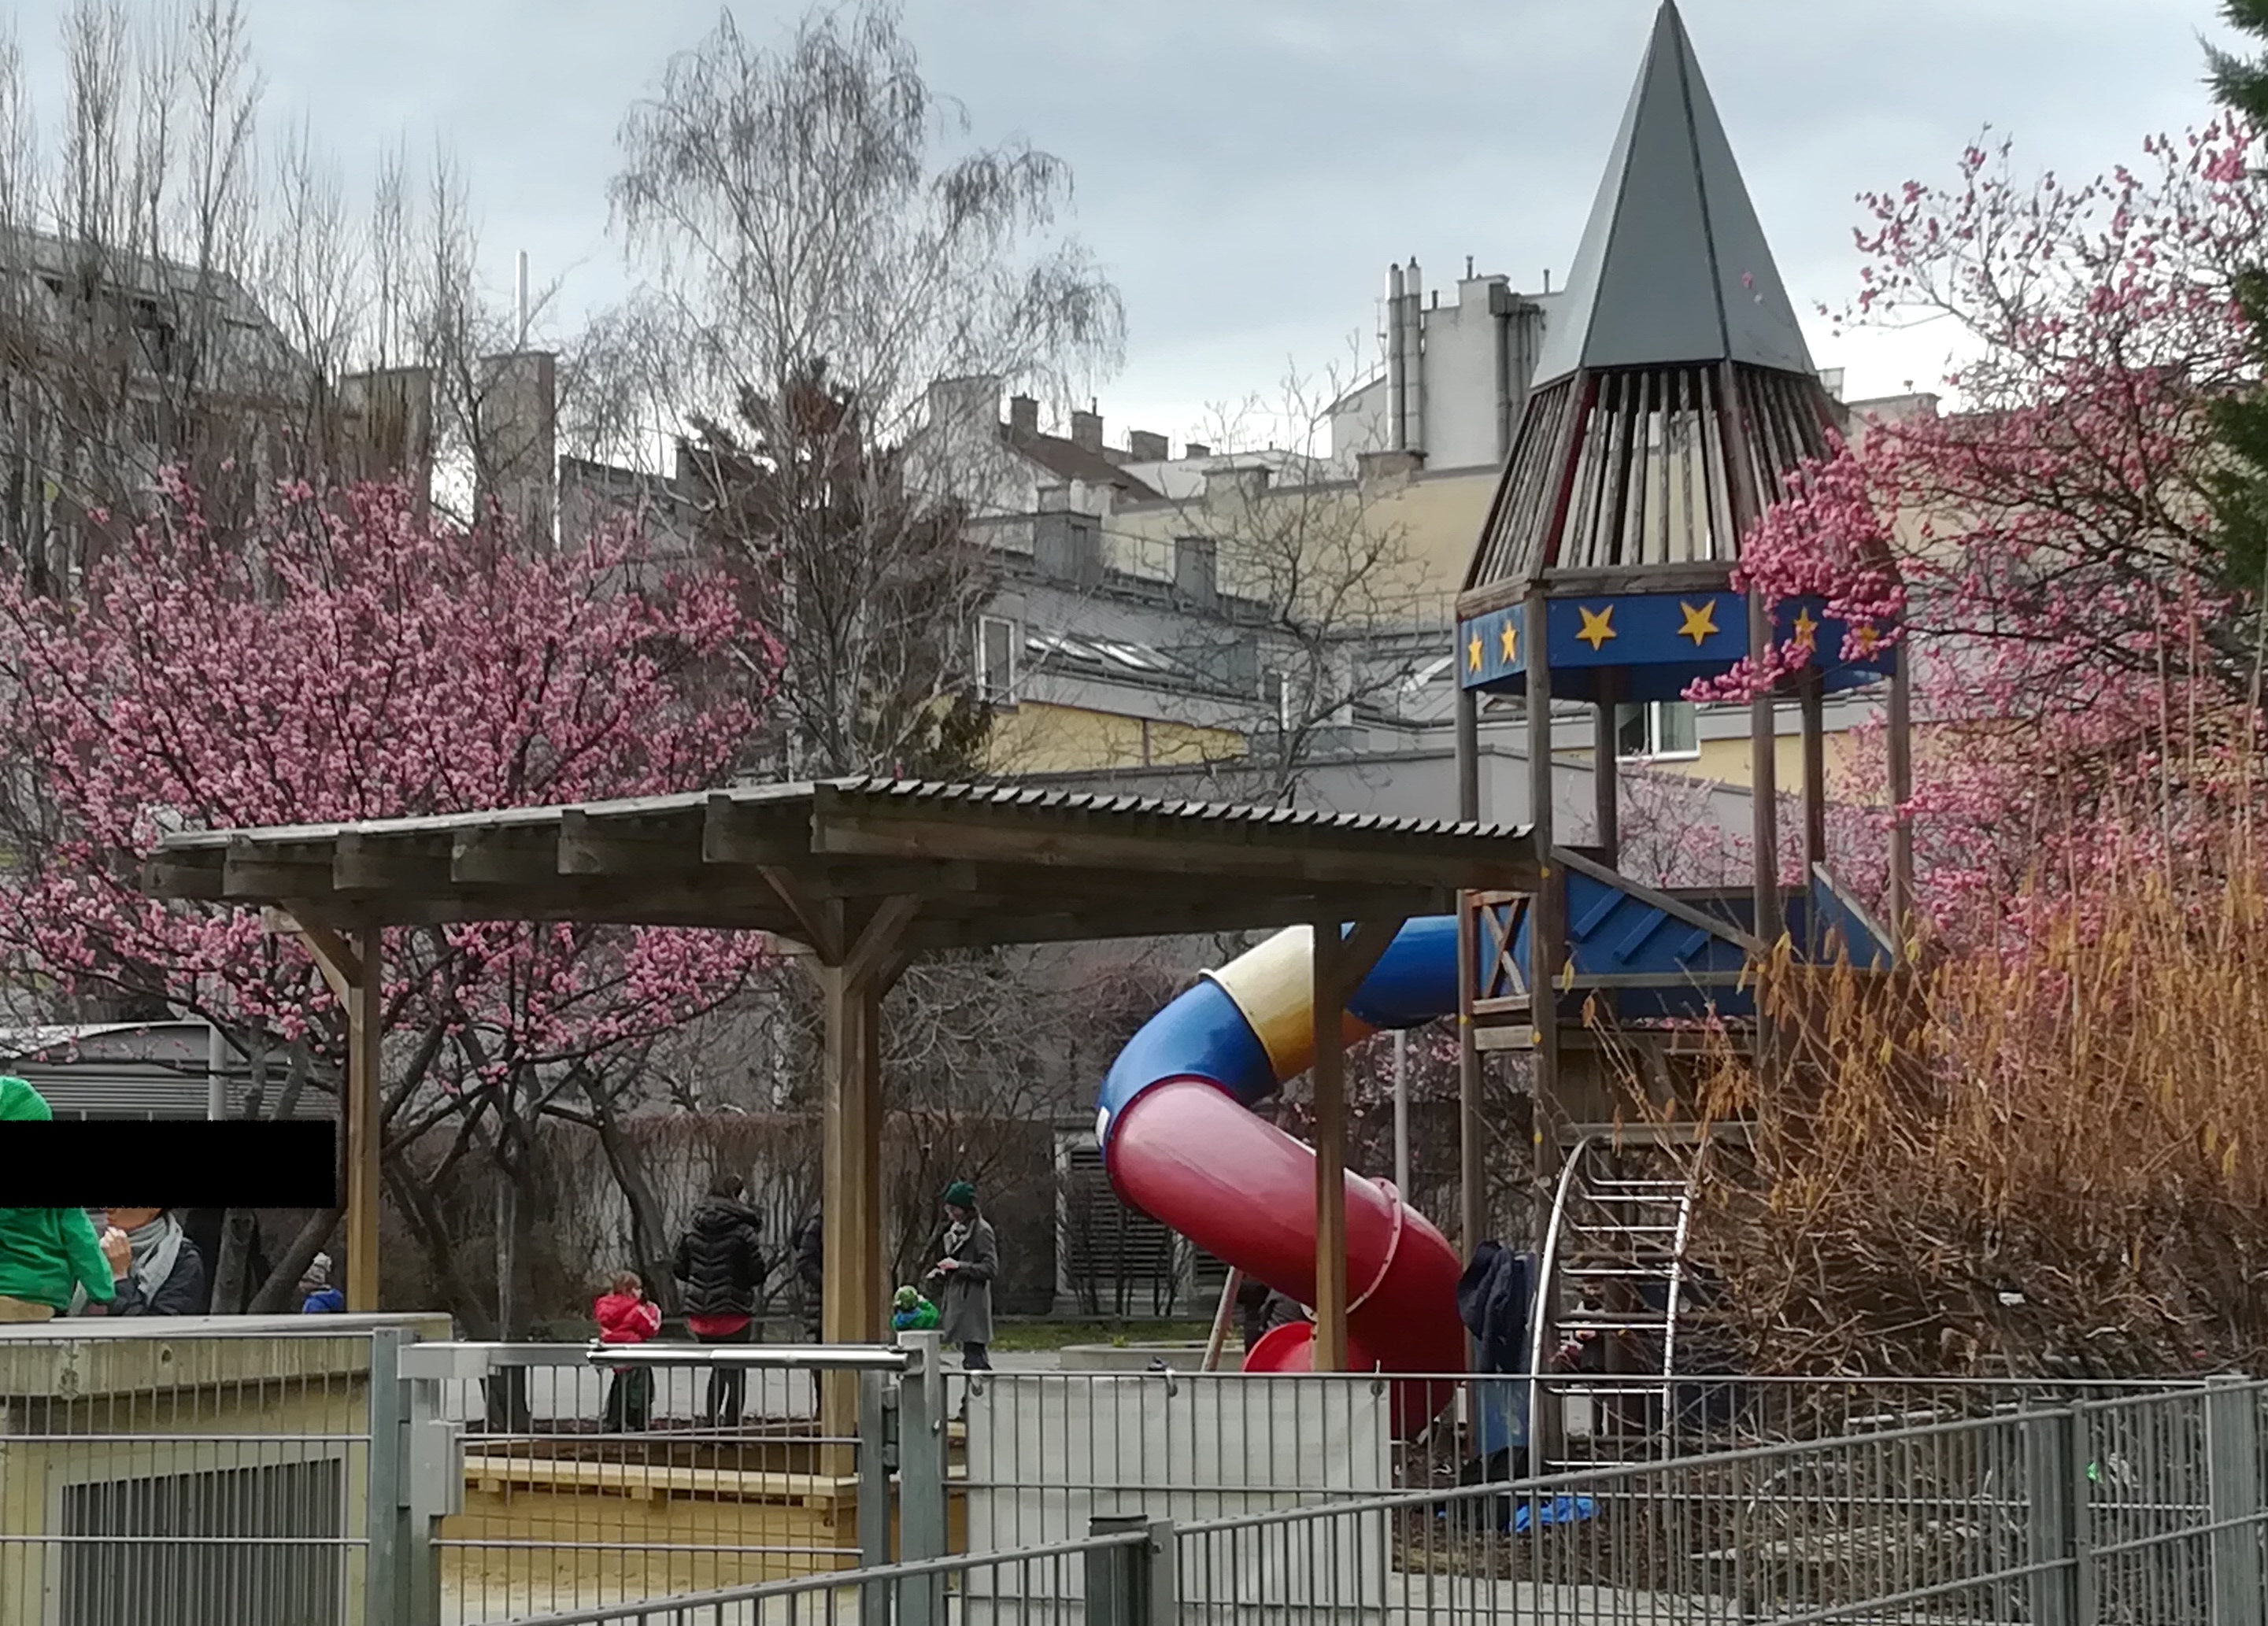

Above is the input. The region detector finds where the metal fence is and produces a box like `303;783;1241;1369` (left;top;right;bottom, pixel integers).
398;1337;953;1626
8;1318;2262;1626
0;1324;398;1626
427;1376;2268;1626
951;1365;2225;1550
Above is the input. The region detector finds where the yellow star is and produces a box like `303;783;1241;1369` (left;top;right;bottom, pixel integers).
1792;608;1819;648
1467;632;1483;671
1499;621;1518;663
1576;604;1616;651
1677;600;1719;646
1853;623;1881;655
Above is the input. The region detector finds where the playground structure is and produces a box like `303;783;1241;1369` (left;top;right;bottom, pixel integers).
1098;0;1915;1436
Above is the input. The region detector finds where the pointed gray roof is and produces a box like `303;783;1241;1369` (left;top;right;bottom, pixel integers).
1530;2;1815;386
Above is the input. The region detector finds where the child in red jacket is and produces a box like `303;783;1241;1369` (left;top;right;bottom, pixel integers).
595;1271;661;1432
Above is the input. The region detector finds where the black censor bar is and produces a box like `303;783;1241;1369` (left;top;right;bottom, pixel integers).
0;1121;339;1208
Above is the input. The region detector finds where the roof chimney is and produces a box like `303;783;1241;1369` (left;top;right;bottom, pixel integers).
1070;406;1103;454
1127;429;1168;461
1008;394;1038;436
1183;441;1212;460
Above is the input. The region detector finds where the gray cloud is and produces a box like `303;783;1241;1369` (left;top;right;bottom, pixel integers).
13;0;2236;436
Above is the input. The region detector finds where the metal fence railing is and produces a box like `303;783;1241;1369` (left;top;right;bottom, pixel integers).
0;1323;401;1626
479;1376;2268;1626
9;1317;2260;1626
399;1336;951;1626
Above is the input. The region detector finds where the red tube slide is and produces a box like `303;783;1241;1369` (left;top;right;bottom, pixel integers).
1109;1077;1464;1433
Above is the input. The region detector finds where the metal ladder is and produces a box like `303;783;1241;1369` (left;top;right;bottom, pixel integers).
1526;1132;1704;1465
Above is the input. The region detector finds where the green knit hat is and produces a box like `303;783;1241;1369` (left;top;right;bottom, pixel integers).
942;1180;977;1210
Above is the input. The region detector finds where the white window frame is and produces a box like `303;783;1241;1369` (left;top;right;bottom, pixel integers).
1615;700;1700;763
976;614;1019;705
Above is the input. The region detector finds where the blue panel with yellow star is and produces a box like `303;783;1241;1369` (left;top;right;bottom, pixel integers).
1457;593;1896;703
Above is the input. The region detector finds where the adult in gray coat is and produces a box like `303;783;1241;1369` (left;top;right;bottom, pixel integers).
923;1180;997;1371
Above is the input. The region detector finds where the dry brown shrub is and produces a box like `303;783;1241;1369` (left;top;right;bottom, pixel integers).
1669;845;2268;1376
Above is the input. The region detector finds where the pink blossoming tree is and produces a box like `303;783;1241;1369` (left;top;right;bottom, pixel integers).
0;475;780;1323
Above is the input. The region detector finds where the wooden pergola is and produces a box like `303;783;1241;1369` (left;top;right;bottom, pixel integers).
144;776;1537;1368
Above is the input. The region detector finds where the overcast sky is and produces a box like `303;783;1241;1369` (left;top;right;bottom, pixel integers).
13;0;2241;445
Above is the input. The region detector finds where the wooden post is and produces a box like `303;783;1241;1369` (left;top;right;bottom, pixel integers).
812;897;917;1469
1310;918;1403;1373
820;963;886;1346
345;929;382;1313
1311;926;1353;1374
1454;687;1485;1264
1593;667;1620;867
1525;590;1564;1234
1800;666;1827;881
1747;591;1783;944
1886;649;1915;960
816;896;919;1347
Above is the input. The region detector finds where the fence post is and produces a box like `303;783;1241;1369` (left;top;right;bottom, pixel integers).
2206;1378;2266;1626
857;1365;894;1626
1087;1514;1175;1626
2025;1408;2081;1626
894;1331;947;1626
364;1329;408;1626
398;1354;464;1626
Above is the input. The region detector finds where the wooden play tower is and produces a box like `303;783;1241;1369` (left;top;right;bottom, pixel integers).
1448;2;1916;1400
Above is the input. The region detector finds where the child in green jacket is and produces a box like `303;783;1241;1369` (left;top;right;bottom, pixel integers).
0;1077;118;1321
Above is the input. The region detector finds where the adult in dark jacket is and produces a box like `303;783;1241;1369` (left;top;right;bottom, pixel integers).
673;1173;767;1428
922;1180;997;1372
791;1211;823;1342
80;1207;205;1317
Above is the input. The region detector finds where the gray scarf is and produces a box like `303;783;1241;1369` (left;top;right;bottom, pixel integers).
944;1218;972;1258
72;1214;183;1315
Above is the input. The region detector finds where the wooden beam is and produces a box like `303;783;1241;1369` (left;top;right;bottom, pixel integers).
701;793;815;867
1311;927;1352;1374
450;830;562;887
142;854;224;900
1310;915;1404;1373
343;928;383;1313
286;914;365;1005
1524;587;1565;1259
1747;592;1782;945
1454;687;1485;1271
808;807;1536;894
557;809;704;878
1593;667;1620;867
1552;847;1767;955
758;867;845;962
224;837;334;902
898;886;1451;954
333;832;452;894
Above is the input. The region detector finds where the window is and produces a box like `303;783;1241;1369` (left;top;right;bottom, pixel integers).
1615;700;1699;761
977;615;1018;704
1260;670;1294;731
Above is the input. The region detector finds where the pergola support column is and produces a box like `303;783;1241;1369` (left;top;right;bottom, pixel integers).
287;916;381;1312
1310;917;1404;1373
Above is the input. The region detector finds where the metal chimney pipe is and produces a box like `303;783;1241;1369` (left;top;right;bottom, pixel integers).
1401;258;1426;456
1386;264;1408;452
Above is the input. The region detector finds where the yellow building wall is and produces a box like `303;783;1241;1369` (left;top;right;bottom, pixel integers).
1569;729;1864;796
1106;466;1500;618
982;700;1244;776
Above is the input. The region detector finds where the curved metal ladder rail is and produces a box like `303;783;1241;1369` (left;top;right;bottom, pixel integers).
1524;1133;1707;1469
